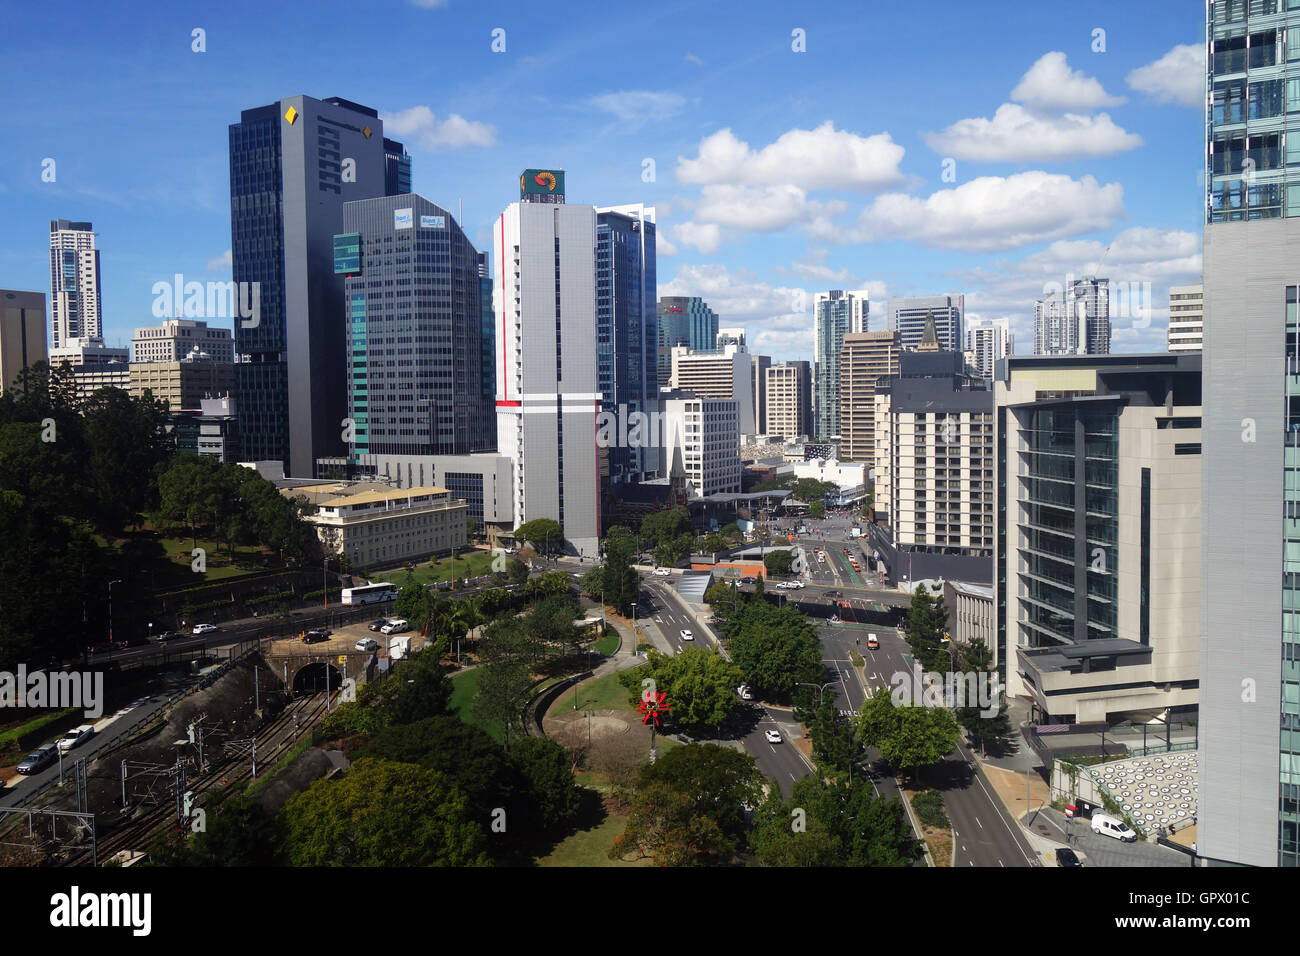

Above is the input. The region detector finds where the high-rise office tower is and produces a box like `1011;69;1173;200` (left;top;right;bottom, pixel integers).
995;353;1201;723
0;290;47;395
890;294;964;353
478;251;496;408
659;391;741;496
839;330;901;463
495;170;601;557
1167;283;1204;352
1033;278;1111;356
48;220;102;351
133;319;234;364
765;361;812;440
334;194;493;459
656;296;718;386
1200;0;1300;868
752;353;771;434
814;289;870;439
670;342;758;434
228;95;405;476
596;204;658;484
965;317;1014;381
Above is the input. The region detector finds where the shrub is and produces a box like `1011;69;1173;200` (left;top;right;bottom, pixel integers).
912;790;950;830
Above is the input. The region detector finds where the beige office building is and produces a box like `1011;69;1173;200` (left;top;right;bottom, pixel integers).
129;359;234;411
839;330;901;462
0;290;47;394
1166;283;1203;353
285;481;468;570
670;343;757;434
133;318;234;363
765;361;811;441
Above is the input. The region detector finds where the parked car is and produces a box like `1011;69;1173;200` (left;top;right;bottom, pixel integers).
17;744;59;774
155;630;184;642
355;638;380;652
1090;813;1138;843
302;629;329;644
825;589;842;598
57;724;95;752
367;619;388;632
653;568;671;576
1056;847;1084;867
764;730;783;744
381;619;409;635
192;624;218;635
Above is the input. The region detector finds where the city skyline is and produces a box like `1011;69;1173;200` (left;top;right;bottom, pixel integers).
2;1;1201;366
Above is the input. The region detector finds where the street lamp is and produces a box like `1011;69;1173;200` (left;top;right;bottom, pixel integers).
108;579;123;645
631;602;638;652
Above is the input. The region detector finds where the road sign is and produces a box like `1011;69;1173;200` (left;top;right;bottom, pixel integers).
337;655;348;664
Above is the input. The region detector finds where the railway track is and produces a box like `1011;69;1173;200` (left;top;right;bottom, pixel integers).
58;690;337;866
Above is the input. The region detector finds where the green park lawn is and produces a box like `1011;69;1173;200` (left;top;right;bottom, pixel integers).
449;667;504;744
390;549;499;587
537;813;652;867
593;629;620;657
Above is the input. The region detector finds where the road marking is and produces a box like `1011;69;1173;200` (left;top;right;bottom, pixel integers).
975;816;983;829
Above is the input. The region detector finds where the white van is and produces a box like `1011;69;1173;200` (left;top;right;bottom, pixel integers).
1090;813;1137;843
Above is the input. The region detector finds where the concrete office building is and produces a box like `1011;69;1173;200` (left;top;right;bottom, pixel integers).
0;290;47;395
477;251;495;410
670;342;758;434
716;327;746;350
814;289;870;439
132;319;234;364
48;220;101;351
63;360;131;402
286;481;467;569
965;317;1013;382
874;351;994;560
943;580;998;670
839;330;901;463
751;353;772;435
994;353;1201;726
47;338;129;367
891;294;964;353
765;361;812;441
129;356;234;412
656;296;717;387
228;95;408;476
333;193;493;459
660;391;741;497
1167;283;1204;352
495;170;601;558
596;204;658;484
1033;277;1111;356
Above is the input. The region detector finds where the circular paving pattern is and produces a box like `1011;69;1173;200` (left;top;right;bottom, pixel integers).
1088;751;1198;833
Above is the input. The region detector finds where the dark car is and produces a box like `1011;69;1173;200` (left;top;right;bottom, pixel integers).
742;577;757;584
17;744;59;775
825;589;842;598
368;619;388;632
155;630;184;642
302;629;329;644
1056;848;1083;867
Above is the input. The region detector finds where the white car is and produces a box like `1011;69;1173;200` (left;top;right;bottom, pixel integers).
380;619;409;635
355;638;380;652
737;684;754;701
653;568;671;576
1090;813;1137;843
57;724;95;752
787;581;805;589
679;629;694;641
764;729;783;744
192;624;218;635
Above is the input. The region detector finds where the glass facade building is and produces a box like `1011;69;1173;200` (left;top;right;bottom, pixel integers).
656;296;717;388
815;289;870;440
596;206;657;484
228;95;403;476
334;194;493;459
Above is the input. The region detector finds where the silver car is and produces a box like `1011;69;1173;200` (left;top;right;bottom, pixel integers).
17;744;59;774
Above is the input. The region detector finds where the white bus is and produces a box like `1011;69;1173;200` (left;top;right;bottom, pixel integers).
341;582;398;606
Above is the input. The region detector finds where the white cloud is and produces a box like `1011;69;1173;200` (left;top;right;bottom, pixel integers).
381;106;497;150
925;103;1142;162
409;0;448;7
685;52;704;66
676;122;905;191
1127;44;1204;108
659;263;802;320
1011;52;1125;111
818;172;1126;253
205;249;232;273
589;90;686;129
671;222;722;254
656;232;678;257
693;184;814;231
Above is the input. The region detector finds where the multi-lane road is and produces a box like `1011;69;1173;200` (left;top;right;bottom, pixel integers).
641;514;1039;866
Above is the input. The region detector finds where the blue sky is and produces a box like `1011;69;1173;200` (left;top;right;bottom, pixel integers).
2;0;1205;362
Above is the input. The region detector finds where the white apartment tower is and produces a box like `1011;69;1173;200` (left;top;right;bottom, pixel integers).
1166;283;1203;352
494;172;601;558
48;220;102;351
660;391;741;497
965;317;1013;381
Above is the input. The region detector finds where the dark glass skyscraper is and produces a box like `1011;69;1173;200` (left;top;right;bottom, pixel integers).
334;194;493;458
228;95;403;475
656;295;717;388
596;205;657;483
